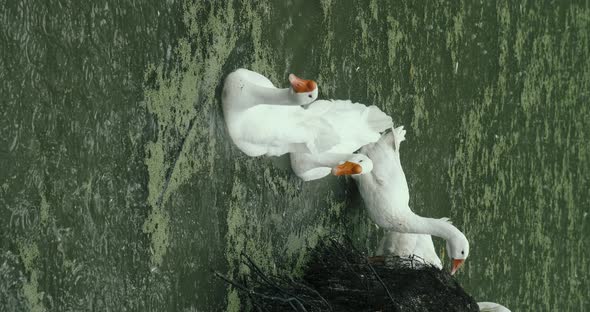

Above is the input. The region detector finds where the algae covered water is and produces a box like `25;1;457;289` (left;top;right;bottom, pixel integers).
1;1;588;311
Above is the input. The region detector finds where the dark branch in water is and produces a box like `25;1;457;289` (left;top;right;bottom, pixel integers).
342;236;398;311
215;237;479;311
213;270;308;311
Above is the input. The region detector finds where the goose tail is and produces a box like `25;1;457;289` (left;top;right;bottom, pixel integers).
391;125;406;151
363;105;393;133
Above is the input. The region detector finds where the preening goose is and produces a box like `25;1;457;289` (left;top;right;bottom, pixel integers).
222;69;337;157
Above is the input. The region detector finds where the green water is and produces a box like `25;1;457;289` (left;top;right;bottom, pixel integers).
1;1;588;311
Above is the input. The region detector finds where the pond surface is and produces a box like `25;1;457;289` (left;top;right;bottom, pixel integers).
1;1;588;311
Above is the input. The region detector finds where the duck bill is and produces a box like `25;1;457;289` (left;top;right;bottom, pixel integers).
332;161;362;176
289;73;317;93
451;259;465;275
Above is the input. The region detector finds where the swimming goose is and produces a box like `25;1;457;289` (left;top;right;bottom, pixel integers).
354;126;469;275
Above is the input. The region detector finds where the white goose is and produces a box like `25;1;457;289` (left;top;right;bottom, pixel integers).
290;100;392;181
364;129;510;311
354;126;469;275
376;231;443;269
477;302;511;312
222;69;338;157
376;231;511;312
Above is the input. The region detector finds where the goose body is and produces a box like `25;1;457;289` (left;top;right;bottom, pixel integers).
222;69;338;157
365;128;510;311
290;100;392;181
477;302;511;312
378;231;511;312
354;126;469;274
377;231;443;269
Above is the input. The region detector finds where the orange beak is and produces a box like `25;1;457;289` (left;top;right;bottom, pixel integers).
451;259;465;275
332;161;362;176
289;74;317;93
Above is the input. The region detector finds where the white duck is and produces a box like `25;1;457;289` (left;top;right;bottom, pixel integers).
354;126;469;275
222;69;339;157
290;100;392;181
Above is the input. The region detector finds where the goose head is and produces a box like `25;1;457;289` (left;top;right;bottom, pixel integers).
331;154;373;177
446;231;470;275
288;73;318;105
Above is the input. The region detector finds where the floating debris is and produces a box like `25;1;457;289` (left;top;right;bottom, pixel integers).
216;237;478;311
